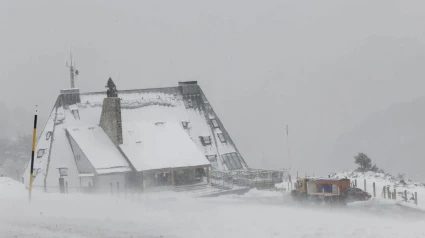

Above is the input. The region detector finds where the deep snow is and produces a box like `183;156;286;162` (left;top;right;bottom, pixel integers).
331;171;425;210
1;177;425;238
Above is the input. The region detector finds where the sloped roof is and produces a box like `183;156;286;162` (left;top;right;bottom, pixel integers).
67;125;131;174
23;83;248;190
120;121;210;171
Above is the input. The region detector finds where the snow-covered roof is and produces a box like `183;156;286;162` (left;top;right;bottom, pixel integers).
23;83;248;190
120;121;210;171
67;125;131;174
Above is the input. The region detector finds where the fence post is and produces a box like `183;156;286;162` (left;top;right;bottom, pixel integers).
373;182;376;197
364;179;366;192
110;183;113;196
355;179;357;188
387;187;391;199
393;189;396;200
404;190;407;202
383;186;386;199
415;192;418;205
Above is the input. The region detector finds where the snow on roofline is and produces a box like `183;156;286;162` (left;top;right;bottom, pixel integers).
67;125;131;174
307;178;350;181
120;121;211;172
78;173;95;177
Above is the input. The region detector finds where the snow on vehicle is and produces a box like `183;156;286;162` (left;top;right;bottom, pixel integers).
291;177;350;205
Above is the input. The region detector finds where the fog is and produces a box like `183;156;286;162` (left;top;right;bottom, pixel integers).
2;0;425;178
1;178;424;237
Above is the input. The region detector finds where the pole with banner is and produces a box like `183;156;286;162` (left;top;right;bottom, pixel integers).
28;105;38;203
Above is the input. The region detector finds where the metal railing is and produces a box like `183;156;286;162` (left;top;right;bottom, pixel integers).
211;169;284;189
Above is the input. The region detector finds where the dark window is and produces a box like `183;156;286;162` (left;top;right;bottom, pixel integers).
200;136;212;145
221;153;243;170
211;119;219;128
37;149;45;158
46;131;52;140
72;109;80;120
181;121;189;129
217;133;226;143
206;155;218;170
75;155;81;161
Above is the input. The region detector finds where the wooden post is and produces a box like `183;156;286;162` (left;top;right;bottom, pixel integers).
383;186;386;199
110;183;113;196
393;189;396;200
373;182;376;197
364;179;366;192
171;170;175;186
387;187;390;199
355;179;357;188
206;167;210;184
117;182;120;197
404;190;407;202
415;192;418;205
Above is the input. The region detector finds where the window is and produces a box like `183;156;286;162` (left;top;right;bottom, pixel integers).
206;155;219;170
72;109;80;120
217;133;226;143
75;155;81;162
45;131;52;140
200;136;212;146
221;153;243;170
37;149;46;158
211;119;219;128
181;121;189;129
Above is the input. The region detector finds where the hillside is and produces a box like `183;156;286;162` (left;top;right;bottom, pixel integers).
331;97;425;181
331;171;425;210
0;135;31;179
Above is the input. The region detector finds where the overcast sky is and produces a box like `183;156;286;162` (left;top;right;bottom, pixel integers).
2;0;425;176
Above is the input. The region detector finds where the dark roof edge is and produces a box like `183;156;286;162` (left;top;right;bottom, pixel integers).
79;86;180;96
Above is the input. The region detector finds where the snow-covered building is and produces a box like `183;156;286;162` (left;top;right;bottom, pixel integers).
23;79;250;193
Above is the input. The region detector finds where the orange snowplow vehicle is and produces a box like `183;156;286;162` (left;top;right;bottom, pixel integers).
291;178;350;205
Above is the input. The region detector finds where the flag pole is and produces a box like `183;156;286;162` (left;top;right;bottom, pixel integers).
28;105;38;203
286;125;292;180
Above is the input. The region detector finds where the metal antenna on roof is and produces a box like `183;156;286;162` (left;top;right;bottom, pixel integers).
286;125;292;178
66;53;79;88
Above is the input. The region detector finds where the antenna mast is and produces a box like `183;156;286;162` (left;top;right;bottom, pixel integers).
66;53;79;88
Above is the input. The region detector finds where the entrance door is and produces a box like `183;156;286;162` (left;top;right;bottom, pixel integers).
59;177;65;193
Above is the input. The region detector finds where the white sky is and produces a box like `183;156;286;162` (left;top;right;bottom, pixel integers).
1;0;425;176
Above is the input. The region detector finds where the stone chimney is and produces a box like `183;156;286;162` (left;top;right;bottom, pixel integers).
178;81;200;95
99;78;123;145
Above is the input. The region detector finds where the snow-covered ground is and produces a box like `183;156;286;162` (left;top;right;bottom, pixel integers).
331;171;425;210
1;177;425;238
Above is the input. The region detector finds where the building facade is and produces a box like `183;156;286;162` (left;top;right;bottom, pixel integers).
23;80;250;193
